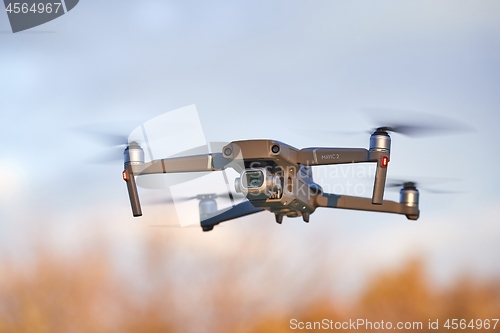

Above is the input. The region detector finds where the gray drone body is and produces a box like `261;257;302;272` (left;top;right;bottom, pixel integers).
122;129;420;231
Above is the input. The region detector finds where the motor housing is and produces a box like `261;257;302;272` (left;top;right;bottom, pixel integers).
400;184;419;220
369;130;391;153
199;198;218;221
400;187;419;207
124;141;144;165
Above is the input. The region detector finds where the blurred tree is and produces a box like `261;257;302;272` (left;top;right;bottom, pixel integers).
360;258;436;322
0;237;498;333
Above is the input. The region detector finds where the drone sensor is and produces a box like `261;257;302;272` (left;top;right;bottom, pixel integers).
223;147;233;157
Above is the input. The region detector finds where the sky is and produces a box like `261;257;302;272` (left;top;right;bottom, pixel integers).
1;0;500;294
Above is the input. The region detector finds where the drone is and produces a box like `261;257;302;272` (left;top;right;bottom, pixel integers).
122;125;430;231
110;108;473;232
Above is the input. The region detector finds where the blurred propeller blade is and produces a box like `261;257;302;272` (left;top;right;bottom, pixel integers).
148;225;201;228
85;147;124;164
363;108;476;137
72;121;141;146
145;195;197;206
384;177;463;194
73;121;143;165
215;193;246;201
307;109;476;140
144;192;245;206
136;173;212;189
84;132;129;147
423;188;464;194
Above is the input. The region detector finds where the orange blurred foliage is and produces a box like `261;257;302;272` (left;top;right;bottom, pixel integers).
0;235;498;333
240;260;500;333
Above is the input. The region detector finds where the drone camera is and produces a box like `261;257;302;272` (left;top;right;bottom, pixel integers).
271;144;280;154
234;168;282;199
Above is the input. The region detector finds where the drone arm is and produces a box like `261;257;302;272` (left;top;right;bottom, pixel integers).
123;164;142;217
298;148;371;165
200;201;265;231
316;193;419;219
131;153;230;175
299;148;390;205
123;153;238;218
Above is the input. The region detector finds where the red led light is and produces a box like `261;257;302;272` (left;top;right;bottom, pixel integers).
381;156;389;167
122;170;128;181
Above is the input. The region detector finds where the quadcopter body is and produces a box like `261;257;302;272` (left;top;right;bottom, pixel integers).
122;129;420;231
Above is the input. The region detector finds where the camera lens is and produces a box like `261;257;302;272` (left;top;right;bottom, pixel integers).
224;147;232;156
271;144;280;154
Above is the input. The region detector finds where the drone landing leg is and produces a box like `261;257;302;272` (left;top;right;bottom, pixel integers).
302;212;310;223
275;214;283;224
124;165;142;217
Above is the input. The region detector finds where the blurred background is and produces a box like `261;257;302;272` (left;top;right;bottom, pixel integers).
1;1;500;332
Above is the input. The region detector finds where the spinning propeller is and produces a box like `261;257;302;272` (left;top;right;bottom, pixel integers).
316;108;475;138
385;179;464;194
145;192;247;226
145;192;245;205
73;121;142;164
365;108;475;137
